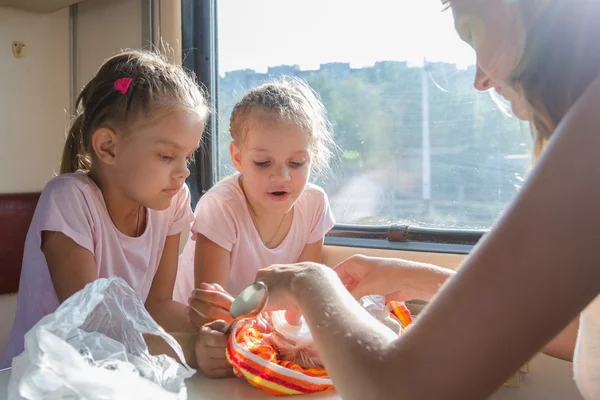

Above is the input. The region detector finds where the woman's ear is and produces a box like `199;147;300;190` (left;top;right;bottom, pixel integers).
230;141;243;172
91;127;118;166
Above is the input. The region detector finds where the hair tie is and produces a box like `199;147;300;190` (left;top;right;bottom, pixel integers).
114;77;133;94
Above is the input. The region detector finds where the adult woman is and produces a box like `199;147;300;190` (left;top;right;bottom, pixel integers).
253;0;600;399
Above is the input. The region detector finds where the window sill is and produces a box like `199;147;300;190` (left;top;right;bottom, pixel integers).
325;223;484;255
324;236;473;255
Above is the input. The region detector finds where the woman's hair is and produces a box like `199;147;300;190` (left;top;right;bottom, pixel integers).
228;77;337;177
510;0;600;158
61;49;209;174
443;0;600;159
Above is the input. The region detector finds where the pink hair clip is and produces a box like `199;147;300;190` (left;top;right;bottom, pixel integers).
114;77;133;94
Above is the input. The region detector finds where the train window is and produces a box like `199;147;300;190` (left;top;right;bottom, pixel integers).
189;0;531;235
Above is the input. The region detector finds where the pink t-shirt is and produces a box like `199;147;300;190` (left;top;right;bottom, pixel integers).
173;173;335;300
0;171;193;368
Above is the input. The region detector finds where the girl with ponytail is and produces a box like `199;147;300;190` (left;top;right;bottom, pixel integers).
1;49;218;373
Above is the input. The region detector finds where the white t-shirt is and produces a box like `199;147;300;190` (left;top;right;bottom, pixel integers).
574;295;600;399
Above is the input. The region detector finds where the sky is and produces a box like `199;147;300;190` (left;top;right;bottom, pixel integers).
217;0;476;76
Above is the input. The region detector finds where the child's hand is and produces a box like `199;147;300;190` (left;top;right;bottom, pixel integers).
187;283;235;328
194;320;234;379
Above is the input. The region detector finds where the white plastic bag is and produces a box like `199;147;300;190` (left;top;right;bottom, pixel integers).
8;276;195;400
360;294;402;333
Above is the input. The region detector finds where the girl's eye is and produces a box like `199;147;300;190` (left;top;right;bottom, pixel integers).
254;161;270;168
159;154;174;162
289;161;306;168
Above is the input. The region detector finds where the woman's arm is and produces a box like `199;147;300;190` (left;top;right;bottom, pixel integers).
258;76;600;400
146;234;196;333
337;254;579;361
334;254;454;302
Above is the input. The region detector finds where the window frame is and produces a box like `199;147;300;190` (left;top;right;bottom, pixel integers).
182;0;485;255
182;0;219;207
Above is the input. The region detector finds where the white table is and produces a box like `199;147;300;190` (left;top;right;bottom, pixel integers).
185;372;340;400
0;354;584;400
0;367;340;400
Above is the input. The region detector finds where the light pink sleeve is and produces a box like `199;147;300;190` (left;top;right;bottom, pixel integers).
190;193;237;252
167;184;194;236
35;178;95;254
307;188;336;244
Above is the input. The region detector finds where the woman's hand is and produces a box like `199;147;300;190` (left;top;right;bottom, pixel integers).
256;262;337;324
335;254;454;302
187;283;235;328
334;254;411;301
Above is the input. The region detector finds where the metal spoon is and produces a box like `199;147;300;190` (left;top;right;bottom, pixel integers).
226;281;269;334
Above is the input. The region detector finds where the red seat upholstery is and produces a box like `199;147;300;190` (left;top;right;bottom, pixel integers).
0;193;40;294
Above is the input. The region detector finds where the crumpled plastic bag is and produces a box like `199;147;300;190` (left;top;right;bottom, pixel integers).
8;276;195;400
360;294;403;333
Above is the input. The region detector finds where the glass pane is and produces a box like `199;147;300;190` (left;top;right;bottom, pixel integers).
216;0;531;229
